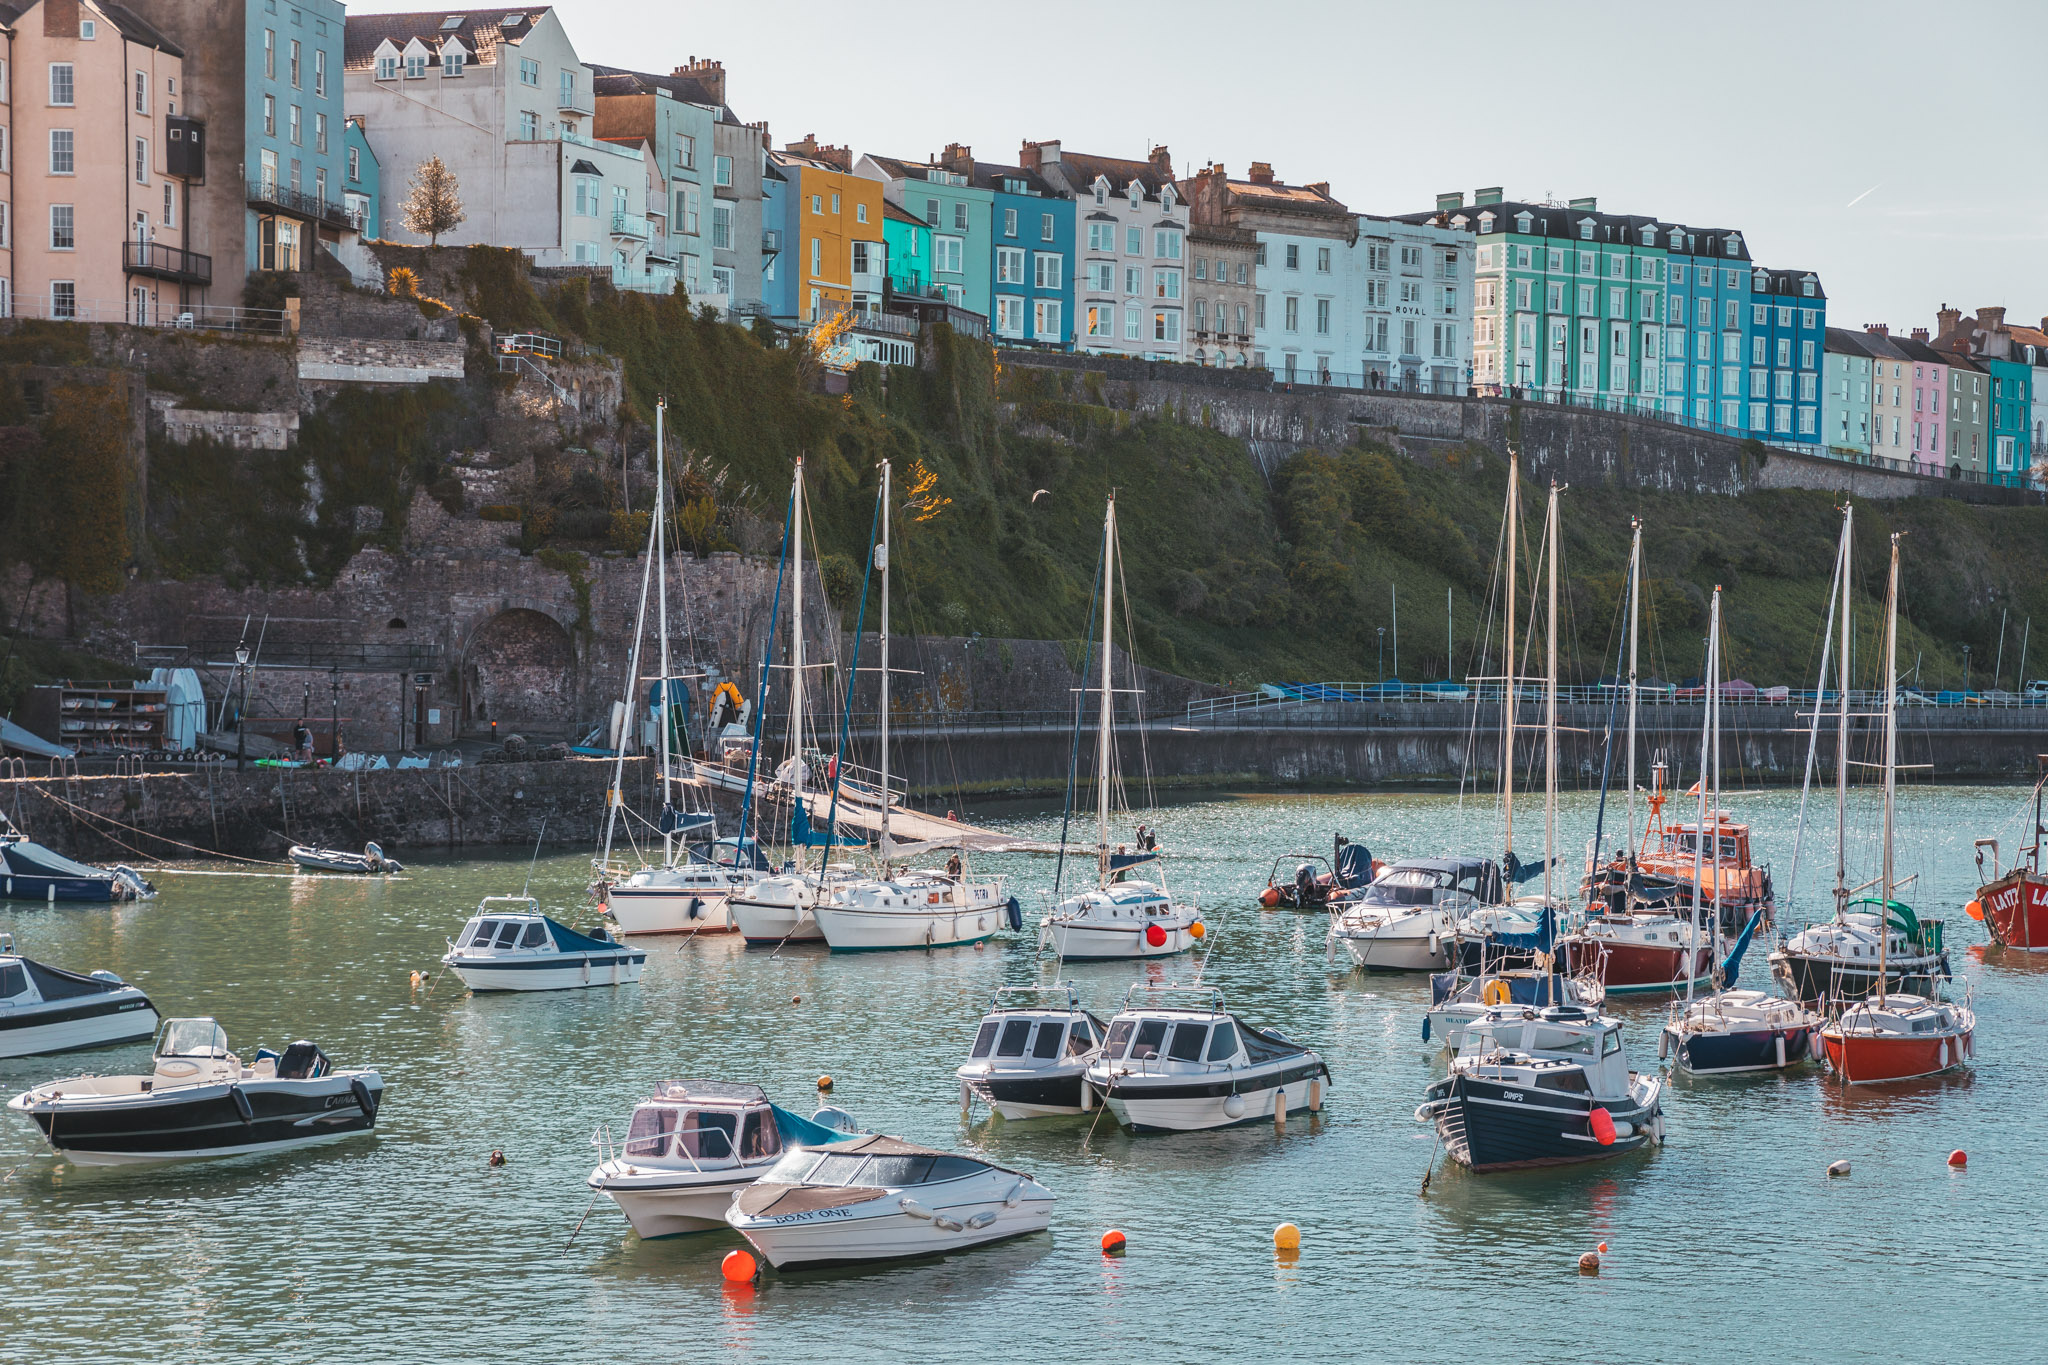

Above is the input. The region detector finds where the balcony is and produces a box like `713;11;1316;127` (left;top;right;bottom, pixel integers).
123;239;212;286
247;181;362;234
558;86;594;116
609;211;651;241
611;262;677;296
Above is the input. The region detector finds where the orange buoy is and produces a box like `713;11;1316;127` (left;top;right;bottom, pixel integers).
1578;1251;1601;1275
791;995;802;1005
721;1249;757;1282
817;1076;833;1092
1966;900;1985;921
1190;921;1206;940
1100;1229;1127;1256
1272;1222;1301;1251
1144;923;1167;948
1948;1149;1968;1168
1588;1107;1616;1146
1597;1241;1609;1254
1259;888;1280;908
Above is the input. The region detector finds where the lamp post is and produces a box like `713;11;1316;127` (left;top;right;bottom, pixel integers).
1963;644;1972;695
234;639;250;770
1377;627;1386;685
330;664;340;763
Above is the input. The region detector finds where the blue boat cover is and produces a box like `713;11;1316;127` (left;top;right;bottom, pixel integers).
1109;849;1160;871
1335;842;1372;889
1501;851;1556;885
544;917;626;953
1481;905;1556;954
1;839;112;882
771;1104;857;1147
1718;907;1764;987
658;806;716;836
788;802;864;848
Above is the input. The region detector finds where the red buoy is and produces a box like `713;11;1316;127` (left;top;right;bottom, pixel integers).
1101;1229;1127;1256
1948;1149;1968;1168
1259;887;1281;908
1144;923;1168;948
721;1249;757;1282
1588;1107;1616;1146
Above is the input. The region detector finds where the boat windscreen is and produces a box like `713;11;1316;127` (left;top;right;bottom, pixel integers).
760;1149;822;1183
1032;1023;1065;1059
1129;1019;1168;1061
157;1018;229;1059
492;922;523;949
1105;1019;1133;1057
1066;1021;1096;1055
997;1019;1032;1057
807;1152;872;1186
861;1155;935;1186
1167;1023;1208;1062
1206;1022;1239;1061
924;1155;988;1182
687;1110;737;1160
969;1020;999;1059
624;1104;678;1158
519;922;547;948
466;921;499;947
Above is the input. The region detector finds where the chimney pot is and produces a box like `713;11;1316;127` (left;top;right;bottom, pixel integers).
1248;162;1276;185
1911;328;1929;342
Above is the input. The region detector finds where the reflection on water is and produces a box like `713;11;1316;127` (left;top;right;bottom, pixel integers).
0;785;2040;1362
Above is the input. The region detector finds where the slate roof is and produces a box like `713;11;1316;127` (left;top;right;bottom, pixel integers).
881;199;925;227
343;8;548;71
967;160;1063;198
100;3;183;55
1825;327;1875;358
1057;150;1174;201
587;65;745;124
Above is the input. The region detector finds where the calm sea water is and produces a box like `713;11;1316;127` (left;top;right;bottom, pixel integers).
2;784;2040;1364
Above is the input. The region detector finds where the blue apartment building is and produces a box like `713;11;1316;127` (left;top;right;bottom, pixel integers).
1744;268;1826;447
1660;226;1752;433
969;156;1072;349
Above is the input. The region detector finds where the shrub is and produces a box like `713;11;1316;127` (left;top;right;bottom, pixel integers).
478;504;521;522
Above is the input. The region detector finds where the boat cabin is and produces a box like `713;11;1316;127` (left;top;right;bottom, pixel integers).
1459;1004;1631;1096
1053;882;1175;922
1096;986;1299;1075
1351;857;1500;910
965;989;1106;1068
744;1134;999;1203
452;898;621;959
618;1080;786;1171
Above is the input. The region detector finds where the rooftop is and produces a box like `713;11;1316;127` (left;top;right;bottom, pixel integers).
344;7;548;70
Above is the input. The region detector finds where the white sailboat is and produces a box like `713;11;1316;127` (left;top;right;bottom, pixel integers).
1039;495;1203;962
595;399;765;935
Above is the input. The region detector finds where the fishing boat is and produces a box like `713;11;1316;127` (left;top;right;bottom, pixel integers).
725;1133;1055;1270
0;814;154;903
592;400;767;937
288;841;404;874
441;896;646;992
0;933;160;1058
1816;531;1974;1082
1084;984;1329;1133
1770;507;1953;1006
1632;809;1775;936
1259;834;1373;910
956;985;1108;1120
1416;1003;1664;1172
7;1016;383;1164
1039;495;1203;962
1972;771;2048;949
586;1081;857;1238
1329;857;1491;971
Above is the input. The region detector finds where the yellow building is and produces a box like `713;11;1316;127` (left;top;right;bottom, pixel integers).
776;136;883;320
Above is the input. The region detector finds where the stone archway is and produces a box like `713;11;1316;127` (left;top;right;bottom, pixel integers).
463;608;576;736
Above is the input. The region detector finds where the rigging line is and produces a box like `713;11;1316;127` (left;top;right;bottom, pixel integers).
735;481;796;855
822;484;885;854
1052;546;1106;901
28;784;285;865
1112;520;1156;817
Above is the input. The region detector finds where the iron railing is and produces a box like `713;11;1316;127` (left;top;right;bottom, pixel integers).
122;240;213;284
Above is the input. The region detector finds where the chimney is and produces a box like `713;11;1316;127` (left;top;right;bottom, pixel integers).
1865;323;1890;336
1019;139;1058;172
1978;306;2006;333
1248;162;1276;185
44;0;78;36
1936;305;1961;342
1436;191;1464;213
1474;186;1503;206
673;57;726;107
939;143;973;176
785;133;821;158
1307;181;1330;198
1911;328;1929;343
1148;145;1173;178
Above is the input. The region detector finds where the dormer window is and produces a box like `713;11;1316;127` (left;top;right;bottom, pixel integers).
405;40;429;78
1578;218;1593;240
1802;279;1815;297
441;44;467;75
1127;182;1142;207
377;54;397;79
1478;212;1494;234
1754;269;1768;290
1515;211;1532;233
1161;183;1177;211
1640;226;1654;245
1668;228;1682;249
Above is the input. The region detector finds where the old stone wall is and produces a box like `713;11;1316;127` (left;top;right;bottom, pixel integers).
296;262;463;344
841;635;1225;720
298;337;468;384
149;399;299;449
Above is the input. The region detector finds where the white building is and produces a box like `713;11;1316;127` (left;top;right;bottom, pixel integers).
343;8;667;290
1355;215;1472;393
1021;141;1187;362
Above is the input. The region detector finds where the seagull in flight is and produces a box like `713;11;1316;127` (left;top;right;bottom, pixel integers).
1031;489;1050;502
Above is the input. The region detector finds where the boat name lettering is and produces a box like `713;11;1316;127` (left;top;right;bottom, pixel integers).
768;1207;854;1225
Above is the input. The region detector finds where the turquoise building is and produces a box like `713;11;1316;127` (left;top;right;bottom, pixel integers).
880;200;932;300
1658;225;1751;432
245;0;351;272
343;116;380;239
855;148;994;323
1743;268;1826;447
967;157;1072;349
1986;357;2032;486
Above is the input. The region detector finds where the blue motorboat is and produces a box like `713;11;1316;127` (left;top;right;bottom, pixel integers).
0;816;154;904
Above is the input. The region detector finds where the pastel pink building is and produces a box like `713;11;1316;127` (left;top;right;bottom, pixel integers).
1891;329;1950;474
1;0;201;322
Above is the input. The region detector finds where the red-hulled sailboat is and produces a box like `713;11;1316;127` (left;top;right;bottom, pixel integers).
1971;770;2048;950
1819;531;1974;1084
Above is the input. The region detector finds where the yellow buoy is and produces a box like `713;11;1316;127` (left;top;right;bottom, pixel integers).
1482;979;1512;1007
817;1075;833;1092
1272;1222;1301;1251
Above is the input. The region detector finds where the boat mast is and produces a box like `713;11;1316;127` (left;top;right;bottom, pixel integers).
1626;518;1641;851
1543;481;1558;907
598;438;663;874
654;399;674;869
1833;504;1855;922
1691;586;1719;1006
1501;448;1519;866
1879;532;1901;1006
790;455;807;873
1096;495;1117;887
878;459;892;875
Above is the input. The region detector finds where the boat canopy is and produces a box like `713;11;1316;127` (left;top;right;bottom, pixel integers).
1335;842;1372;889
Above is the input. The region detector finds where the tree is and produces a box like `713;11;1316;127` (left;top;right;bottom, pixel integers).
402;155;466;247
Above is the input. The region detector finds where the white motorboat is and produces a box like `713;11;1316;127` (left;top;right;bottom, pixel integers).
0;934;160;1058
441;897;646;992
956;985;1107;1120
813;869;1018;952
728;864;863;945
1417;1003;1663;1172
288;841;404;874
725;1133;1054;1270
7;1017;383;1164
586;1080;857;1238
1329;857;1489;971
1084;985;1329;1134
1423;968;1603;1052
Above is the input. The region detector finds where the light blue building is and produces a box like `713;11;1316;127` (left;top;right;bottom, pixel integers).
1744;268;1826;447
244;0;352;273
968;156;1072;349
343;116;380;239
759;156;796;321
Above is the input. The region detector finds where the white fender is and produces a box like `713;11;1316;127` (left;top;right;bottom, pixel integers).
932;1215;964;1232
1658;1029;1670;1060
897;1197;935;1221
1775;1033;1786;1068
965;1210;998;1230
1223;1093;1246;1119
1939;1041;1949;1068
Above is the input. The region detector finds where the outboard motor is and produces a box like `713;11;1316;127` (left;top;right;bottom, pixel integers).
110;866;156;901
1295;863;1317;906
277;1040;331;1080
364;842;385;871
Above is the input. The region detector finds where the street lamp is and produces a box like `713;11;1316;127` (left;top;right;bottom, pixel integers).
330;664;341;764
1377;627;1386;684
1963;644;1972;694
234;638;250;770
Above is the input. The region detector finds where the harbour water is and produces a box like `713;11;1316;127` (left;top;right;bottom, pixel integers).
2;784;2040;1363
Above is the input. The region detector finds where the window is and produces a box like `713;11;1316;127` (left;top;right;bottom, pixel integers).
1154;310;1180;343
49;62;73;106
808;237;821;275
1255;294;1266;329
1774;403;1792;434
1041;213;1054;242
1121;265;1138;294
683;187;700;234
1087;305;1113;338
1640;290;1658;320
265;29;276;78
559;68;575;104
261;94;276;136
133;137;147;184
289;105;302;146
1156;229;1182;260
377;54;397;80
406;51;426;79
952;201;966;231
132;69;147;114
520;56;540;85
315;113;327;154
1194;258;1207;282
1086;262;1114;292
1034;252;1062;289
1002;207;1017;237
1154;269;1180;300
1316;246;1331;273
1316;298;1330;335
1776;338;1791;367
712;203;732;249
1086;222;1113;253
922;197;938;226
1034;298;1061;339
1126;226;1142;256
1800;340;1815;369
855;203;867;224
1284;296;1299;332
51;281;75;318
993;297;1025;336
1609;287;1624;314
519;109;537;139
935;236;963;274
315;48;326;97
290;38;302;86
79;17;93;38
1799;373;1817;402
714;155;731;188
162;183;173;228
1546;282;1563;312
1124;306;1140;340
1285;243;1299;270
997;247;1025;284
49;204;74;249
811;195;823;216
1578;284;1594;313
48;129;73;175
259;147;277;192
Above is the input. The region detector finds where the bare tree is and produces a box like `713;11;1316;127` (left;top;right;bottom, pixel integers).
402;155;466;247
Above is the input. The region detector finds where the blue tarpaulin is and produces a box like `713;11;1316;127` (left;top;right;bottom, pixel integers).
1335;842;1372;889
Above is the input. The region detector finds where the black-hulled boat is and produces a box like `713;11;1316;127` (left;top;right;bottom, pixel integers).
7;1017;383;1164
956;985;1107;1120
0;814;154;903
0;934;159;1058
1418;1004;1662;1173
1768;901;1950;1004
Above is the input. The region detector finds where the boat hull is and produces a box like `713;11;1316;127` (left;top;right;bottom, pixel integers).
1769;950;1948;1005
1427;1073;1658;1172
1042;921;1197;962
1558;937;1712;994
605;888;735;936
729;1200;1053;1270
0;993;159;1060
1095;1061;1327;1134
10;1072;383;1164
445;952;645;993
592;1170;760;1237
1822;1024;1974;1083
1336;928;1451;972
1;871;115;903
729;896;825;945
813;903;999;952
1980;872;2048;950
965;1069;1089;1121
1666;1023;1819;1074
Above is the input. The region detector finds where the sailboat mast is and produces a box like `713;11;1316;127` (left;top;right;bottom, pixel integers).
790;456;806;871
1502;449;1519;861
1879;533;1901;1004
1543;482;1558;907
654;400;673;867
878;460;892;873
1834;504;1854;919
1626;519;1641;851
1097;495;1117;884
1690;588;1718;1006
598;451;663;872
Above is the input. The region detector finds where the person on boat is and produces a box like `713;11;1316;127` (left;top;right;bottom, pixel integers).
945;852;963;880
1136;825;1157;852
294;720;313;762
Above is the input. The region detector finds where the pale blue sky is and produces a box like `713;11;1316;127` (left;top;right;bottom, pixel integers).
359;0;2048;332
